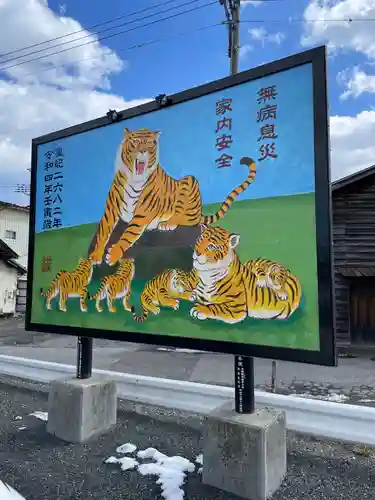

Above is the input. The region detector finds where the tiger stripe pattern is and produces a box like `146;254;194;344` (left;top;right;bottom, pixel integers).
244;257;291;300
89;258;135;313
131;268;198;323
40;258;93;312
190;225;302;324
89;127;257;267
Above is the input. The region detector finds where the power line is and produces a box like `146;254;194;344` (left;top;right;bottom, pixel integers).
0;0;183;61
10;15;375;81
0;0;287;63
20;22;226;80
0;0;217;73
241;17;375;23
0;0;209;66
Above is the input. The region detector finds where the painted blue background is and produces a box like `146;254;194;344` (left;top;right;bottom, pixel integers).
36;63;314;233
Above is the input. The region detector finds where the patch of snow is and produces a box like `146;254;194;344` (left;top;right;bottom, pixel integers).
138;462;186;500
175;349;204;354
18;426;27;431
137;447;167;462
14;416;22;421
104;456;138;471
116;443;137;454
137;448;195;499
106;444;196;499
294;393;348;403
197;467;203;474
156;347;204;354
195;454;203;465
0;480;26;499
358;399;375;404
29;411;48;421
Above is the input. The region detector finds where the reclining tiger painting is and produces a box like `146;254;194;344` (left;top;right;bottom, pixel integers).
89;127;257;267
190;225;302;324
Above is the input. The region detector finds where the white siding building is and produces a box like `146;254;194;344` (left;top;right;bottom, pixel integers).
0;202;29;314
0;202;29;269
0;238;27;315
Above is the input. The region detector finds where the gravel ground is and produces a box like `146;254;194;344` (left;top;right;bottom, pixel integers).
1;382;375;500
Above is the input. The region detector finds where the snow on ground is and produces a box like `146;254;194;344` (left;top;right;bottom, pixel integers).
156;348;204;354
18;426;27;431
105;443;199;499
116;442;137;454
294;393;348;403
14;416;22;420
29;411;48;421
0;480;26;499
104;456;138;471
195;454;203;474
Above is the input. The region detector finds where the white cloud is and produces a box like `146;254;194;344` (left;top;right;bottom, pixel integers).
337;66;375;99
241;0;264;7
58;3;67;16
0;0;124;90
330;110;375;179
301;1;375;178
248;27;286;46
302;0;375;59
0;0;150;203
240;43;253;59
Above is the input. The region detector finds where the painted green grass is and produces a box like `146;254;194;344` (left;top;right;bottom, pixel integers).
31;193;319;350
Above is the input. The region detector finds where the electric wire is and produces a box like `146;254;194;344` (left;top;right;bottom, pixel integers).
20;22;226;79
0;0;217;72
0;0;211;66
0;0;189;60
0;0;287;62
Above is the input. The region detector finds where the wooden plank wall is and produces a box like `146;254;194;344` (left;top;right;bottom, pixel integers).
332;174;375;344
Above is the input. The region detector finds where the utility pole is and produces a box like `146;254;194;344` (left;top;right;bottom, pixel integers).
220;0;241;76
220;0;255;415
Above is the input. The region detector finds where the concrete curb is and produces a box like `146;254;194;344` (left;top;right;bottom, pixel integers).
1;354;375;446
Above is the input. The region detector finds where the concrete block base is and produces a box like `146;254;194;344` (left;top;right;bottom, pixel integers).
47;376;117;443
202;402;286;500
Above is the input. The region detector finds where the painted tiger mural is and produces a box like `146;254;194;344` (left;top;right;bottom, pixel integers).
40;258;93;312
89;258;135;313
131;268;198;323
89;127;257;266
190;225;302;324
244;257;292;300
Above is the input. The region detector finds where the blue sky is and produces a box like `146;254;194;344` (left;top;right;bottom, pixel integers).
35;62;314;232
1;0;375;205
44;0;374;118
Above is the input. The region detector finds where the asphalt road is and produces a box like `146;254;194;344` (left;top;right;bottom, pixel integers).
1;381;375;500
2;317;375;405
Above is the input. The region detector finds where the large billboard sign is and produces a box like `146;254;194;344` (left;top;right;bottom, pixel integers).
26;46;335;366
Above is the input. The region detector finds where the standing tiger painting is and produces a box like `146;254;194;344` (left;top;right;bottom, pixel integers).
89;258;135;313
40;258;93;312
190;225;302;324
131;268;198;323
89;127;257;267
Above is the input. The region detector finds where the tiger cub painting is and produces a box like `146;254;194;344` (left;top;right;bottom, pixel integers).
89;258;135;313
190;225;302;324
244;257;291;300
131;268;198;323
89;127;257;267
40;258;93;312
